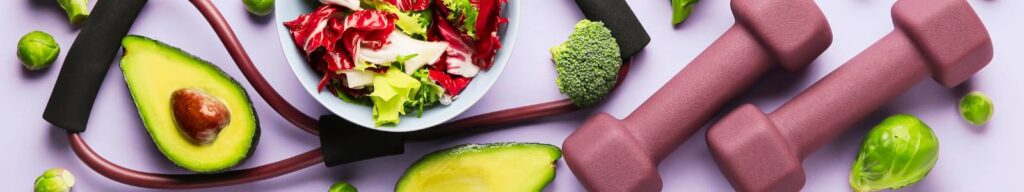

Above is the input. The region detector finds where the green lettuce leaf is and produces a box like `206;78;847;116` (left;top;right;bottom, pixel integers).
369;67;422;126
405;68;444;117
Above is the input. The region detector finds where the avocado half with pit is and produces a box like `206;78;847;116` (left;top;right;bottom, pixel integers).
120;35;259;173
396;143;562;192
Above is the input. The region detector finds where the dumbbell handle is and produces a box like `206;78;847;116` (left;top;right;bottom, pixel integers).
624;25;775;161
770;29;929;158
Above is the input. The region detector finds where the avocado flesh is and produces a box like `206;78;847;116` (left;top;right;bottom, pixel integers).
396;143;562;192
120;35;259;173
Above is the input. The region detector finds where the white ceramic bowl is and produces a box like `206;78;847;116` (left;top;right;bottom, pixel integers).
275;0;519;132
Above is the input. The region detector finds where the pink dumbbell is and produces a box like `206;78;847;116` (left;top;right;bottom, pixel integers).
706;0;992;191
562;0;832;191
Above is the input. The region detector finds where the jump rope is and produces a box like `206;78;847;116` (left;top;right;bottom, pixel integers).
47;0;647;189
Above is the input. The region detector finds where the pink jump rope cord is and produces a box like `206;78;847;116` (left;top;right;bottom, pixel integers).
68;0;632;189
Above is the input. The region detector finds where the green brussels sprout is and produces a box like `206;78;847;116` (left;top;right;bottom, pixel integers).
34;168;75;192
57;0;90;25
17;31;61;70
328;181;358;192
243;0;275;16
850;114;939;192
959;91;993;126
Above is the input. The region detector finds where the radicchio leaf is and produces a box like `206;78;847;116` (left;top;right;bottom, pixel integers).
433;0;506;70
283;6;345;57
469;0;505;70
383;0;431;12
428;68;471;96
433;15;472;53
323;50;353;73
342;10;397;52
286;5;358;92
435;15;470;67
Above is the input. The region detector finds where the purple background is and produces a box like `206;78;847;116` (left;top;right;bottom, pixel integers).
2;0;1021;191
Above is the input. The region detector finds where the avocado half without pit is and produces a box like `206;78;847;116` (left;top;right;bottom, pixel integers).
396;143;563;192
120;35;259;173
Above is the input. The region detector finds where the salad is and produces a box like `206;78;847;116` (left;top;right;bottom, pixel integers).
284;0;508;126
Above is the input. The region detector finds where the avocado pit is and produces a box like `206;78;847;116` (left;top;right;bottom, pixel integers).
171;88;231;145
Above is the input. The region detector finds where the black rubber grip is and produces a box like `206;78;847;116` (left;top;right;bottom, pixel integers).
574;0;651;59
318;115;405;167
43;0;148;132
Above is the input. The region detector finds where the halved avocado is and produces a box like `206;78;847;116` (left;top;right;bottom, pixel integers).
395;143;562;192
120;35;259;173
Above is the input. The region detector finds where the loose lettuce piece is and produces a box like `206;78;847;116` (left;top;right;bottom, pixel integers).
671;0;699;25
58;0;90;25
369;67;422;126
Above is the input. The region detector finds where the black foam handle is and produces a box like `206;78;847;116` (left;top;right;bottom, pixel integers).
318;115;405;167
574;0;651;59
43;0;148;132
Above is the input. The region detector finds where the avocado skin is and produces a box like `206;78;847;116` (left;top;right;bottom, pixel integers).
120;35;260;173
395;143;562;192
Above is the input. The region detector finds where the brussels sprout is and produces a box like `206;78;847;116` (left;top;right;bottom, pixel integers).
17;31;61;70
959;91;993;126
850;114;939;192
58;0;90;25
243;0;275;16
34;168;75;192
328;181;358;192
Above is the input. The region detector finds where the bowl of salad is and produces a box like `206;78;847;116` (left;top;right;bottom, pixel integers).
275;0;518;132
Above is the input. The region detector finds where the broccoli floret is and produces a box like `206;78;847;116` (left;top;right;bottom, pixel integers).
550;20;622;107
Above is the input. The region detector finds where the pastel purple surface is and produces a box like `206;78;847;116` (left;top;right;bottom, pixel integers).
1;0;1021;191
